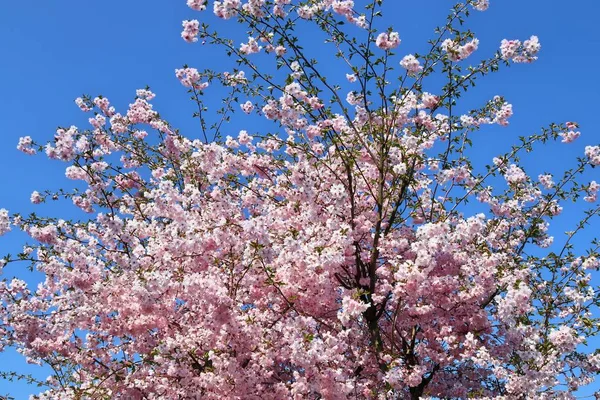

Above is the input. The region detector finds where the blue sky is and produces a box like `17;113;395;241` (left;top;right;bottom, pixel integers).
0;0;599;398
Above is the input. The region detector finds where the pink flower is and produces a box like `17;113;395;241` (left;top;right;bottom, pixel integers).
93;96;114;116
17;136;36;155
472;0;489;11
240;37;261;55
181;19;200;43
0;209;10;236
400;54;423;76
275;45;287;56
29;225;59;245
187;0;207;11
549;326;580;352
442;38;479;61
421;92;439;109
504;164;527;185
584;181;599;202
75;97;91;112
538;174;554;189
338;296;370;324
560;130;580;143
376;31;401;50
213;0;241;19
30;191;43;204
500;36;540;63
332;0;354;18
175;67;208;90
585;145;600;165
136;89;156;100
240;101;254;114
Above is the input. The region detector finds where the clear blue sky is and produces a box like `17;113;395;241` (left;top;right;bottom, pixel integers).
0;1;599;398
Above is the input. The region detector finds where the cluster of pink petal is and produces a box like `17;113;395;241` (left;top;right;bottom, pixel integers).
75;97;91;112
0;209;10;236
585;145;600;165
17;136;36;155
441;38;479;61
240;36;261;54
175;67;209;90
30;191;43;204
223;70;247;86
538;174;554;189
187;0;207;11
240;100;254;114
375;32;401;50
94;96;115;116
331;1;365;27
500;35;541;63
472;0;489;11
45;126;78;161
181;19;200;43
400;54;423;76
213;0;242;19
560;129;581;143
584;180;599;202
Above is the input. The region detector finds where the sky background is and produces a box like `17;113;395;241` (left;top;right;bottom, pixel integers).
0;0;599;398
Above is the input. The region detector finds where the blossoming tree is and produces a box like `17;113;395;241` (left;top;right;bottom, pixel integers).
1;0;600;398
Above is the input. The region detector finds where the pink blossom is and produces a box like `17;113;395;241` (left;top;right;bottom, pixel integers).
560;130;580;143
538;174;554;189
240;37;261;54
187;0;207;11
223;70;247;86
442;38;479;61
421;92;439;109
175;67;208;90
74;97;91;112
88;114;106;129
504;164;527;185
30;191;42;204
332;0;354;18
491;96;513;125
585;145;600;165
375;31;401;50
136;88;156;100
213;0;241;19
584;180;599;202
181;19;200;43
275;45;286;56
400;54;423;76
0;209;10;236
549;326;580;352
92;96;115;116
338;295;369;324
29;225;58;245
500;35;541;63
17;136;36;155
45;126;77;161
240;100;254;114
472;0;489;11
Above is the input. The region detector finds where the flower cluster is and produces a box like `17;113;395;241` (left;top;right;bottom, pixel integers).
181;19;200;43
175;67;208;89
441;38;479;61
400;54;423;76
375;31;401;50
500;35;541;63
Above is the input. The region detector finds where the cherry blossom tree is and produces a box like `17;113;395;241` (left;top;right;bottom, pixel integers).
1;0;600;398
